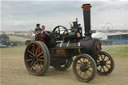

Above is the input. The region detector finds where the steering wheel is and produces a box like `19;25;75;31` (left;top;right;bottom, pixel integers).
52;25;68;40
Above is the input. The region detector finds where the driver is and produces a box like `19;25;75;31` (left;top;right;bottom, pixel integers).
34;24;42;39
34;24;42;34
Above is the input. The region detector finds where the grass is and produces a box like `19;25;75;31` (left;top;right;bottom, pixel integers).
102;45;128;58
0;45;25;56
1;44;128;58
9;35;32;42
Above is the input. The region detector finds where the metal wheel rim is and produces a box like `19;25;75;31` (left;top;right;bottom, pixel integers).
97;52;114;74
73;54;96;82
24;42;47;74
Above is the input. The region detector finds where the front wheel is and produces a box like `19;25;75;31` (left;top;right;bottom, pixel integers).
73;54;97;82
97;51;114;75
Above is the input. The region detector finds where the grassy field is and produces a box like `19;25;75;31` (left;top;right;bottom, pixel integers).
103;45;128;58
9;35;32;42
1;44;128;57
0;44;128;85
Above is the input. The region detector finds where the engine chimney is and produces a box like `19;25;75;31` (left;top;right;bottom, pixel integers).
82;4;92;37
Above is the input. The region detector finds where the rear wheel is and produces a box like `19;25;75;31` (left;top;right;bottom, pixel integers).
53;58;72;71
97;51;114;75
73;54;97;82
24;41;50;76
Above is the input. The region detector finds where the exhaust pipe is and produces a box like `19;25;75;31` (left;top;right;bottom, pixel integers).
82;4;92;38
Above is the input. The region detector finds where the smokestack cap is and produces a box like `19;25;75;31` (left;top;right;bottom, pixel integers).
82;4;92;10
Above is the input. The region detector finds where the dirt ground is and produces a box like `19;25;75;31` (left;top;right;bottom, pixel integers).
0;45;128;85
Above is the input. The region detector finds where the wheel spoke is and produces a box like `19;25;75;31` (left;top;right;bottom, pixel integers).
106;63;111;65
40;62;43;65
77;62;81;65
31;61;36;69
100;66;103;71
29;55;33;58
99;56;103;61
40;56;44;58
36;46;41;56
102;66;105;72
32;44;36;50
79;71;82;76
30;61;34;66
80;58;85;64
85;59;90;65
78;69;82;73
87;64;92;68
103;55;106;60
101;55;104;60
76;65;80;70
39;56;44;59
32;44;36;55
97;58;100;63
88;69;93;73
76;67;81;72
35;47;38;56
37;52;43;57
27;50;34;56
79;59;83;64
105;65;110;70
26;59;32;62
105;58;110;62
27;54;32;58
37;59;44;62
36;61;40;66
84;71;89;79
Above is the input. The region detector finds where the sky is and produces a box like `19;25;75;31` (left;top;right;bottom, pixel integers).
0;0;128;31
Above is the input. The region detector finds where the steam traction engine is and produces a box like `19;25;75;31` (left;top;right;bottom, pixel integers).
24;4;114;82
